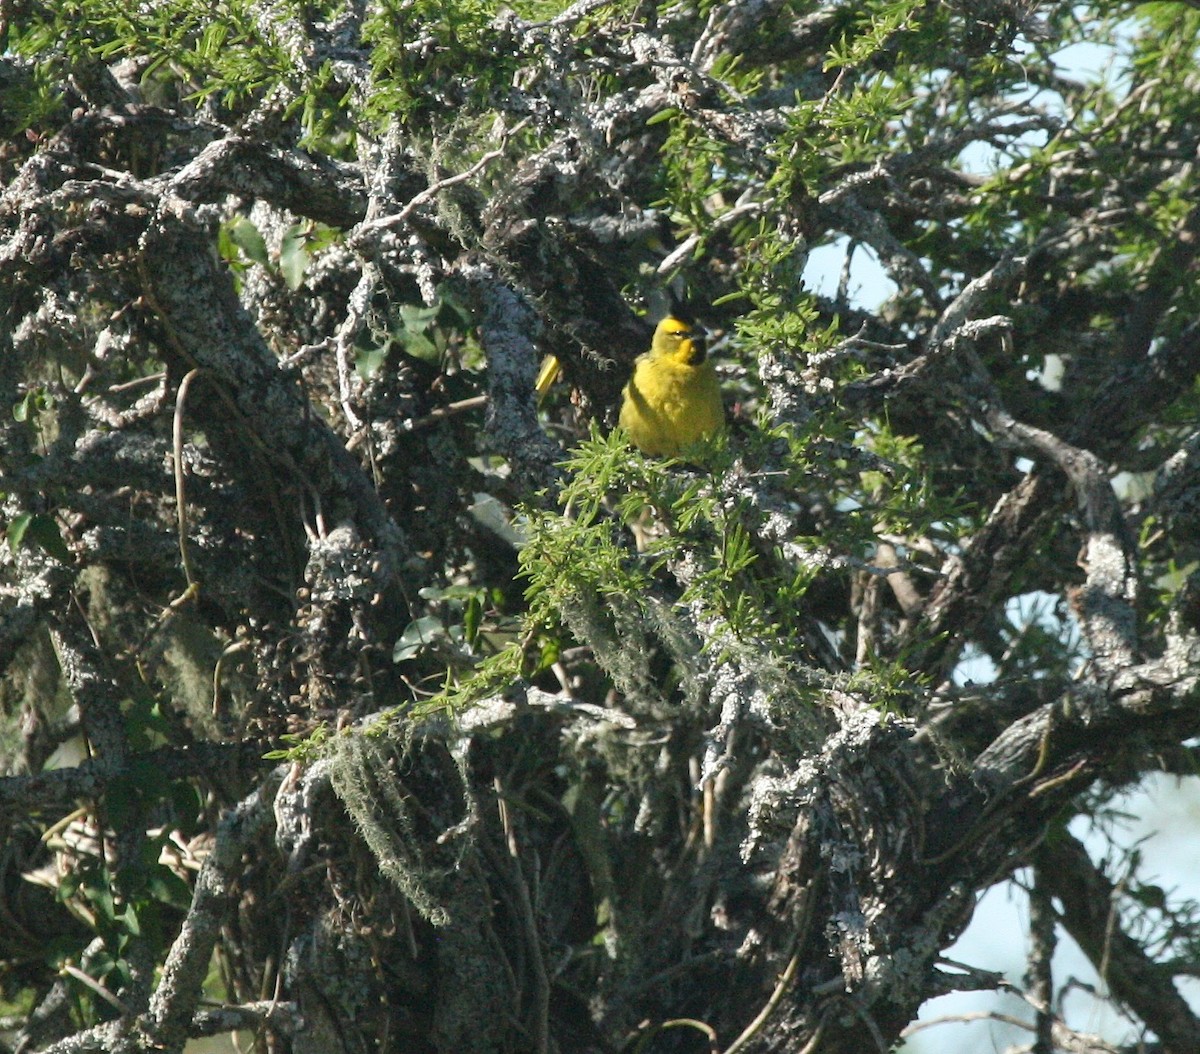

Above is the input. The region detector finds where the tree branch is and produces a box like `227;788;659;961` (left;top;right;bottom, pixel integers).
143;770;284;1051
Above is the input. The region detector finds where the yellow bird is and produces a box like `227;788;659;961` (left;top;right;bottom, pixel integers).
535;312;723;456
618;314;723;457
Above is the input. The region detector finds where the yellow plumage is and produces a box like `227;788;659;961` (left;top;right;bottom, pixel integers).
618;315;723;456
534;355;561;400
534;313;723;456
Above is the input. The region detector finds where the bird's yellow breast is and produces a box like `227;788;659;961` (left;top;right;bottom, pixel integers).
619;318;723;456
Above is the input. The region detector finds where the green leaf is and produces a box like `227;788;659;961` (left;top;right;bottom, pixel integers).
402;329;439;361
13;388;51;422
121;904;142;938
87;882;117;925
536;635;560;673
8;513;70;562
399;303;440;330
395;302;441;361
279;224;309;290
393;615;447;662
58;869;80;900
263;724;330;762
226;216;269;266
146;867;193;911
356;345;389;379
197;21;228;61
27;515;70;562
463;592;482;646
6;512;32;553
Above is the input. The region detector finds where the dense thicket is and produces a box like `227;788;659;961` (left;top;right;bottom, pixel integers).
4;1;1200;1051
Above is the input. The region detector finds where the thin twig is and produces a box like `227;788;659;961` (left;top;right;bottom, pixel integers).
354;120;530;243
721;951;800;1054
494;777;550;1054
173;368;203;595
401;394;488;433
61;964;132;1016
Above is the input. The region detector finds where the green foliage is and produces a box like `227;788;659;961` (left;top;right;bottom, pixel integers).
47;762;201;1024
1065;797;1200;988
8;0;350;142
0;57;66;135
995;592;1082;683
5;512;70;562
655;117;732;237
393;584;501;663
392;303;446;363
508;403;961;715
12;386;53;429
217;216;269;271
363;0;514;126
217;216;342;291
263;722;331;762
827;0;928;69
522;430;656;617
353;287;479;382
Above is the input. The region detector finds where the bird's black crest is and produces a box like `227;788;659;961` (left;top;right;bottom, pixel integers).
666;292;700;327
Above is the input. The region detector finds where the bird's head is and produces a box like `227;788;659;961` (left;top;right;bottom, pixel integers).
652;314;709;366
